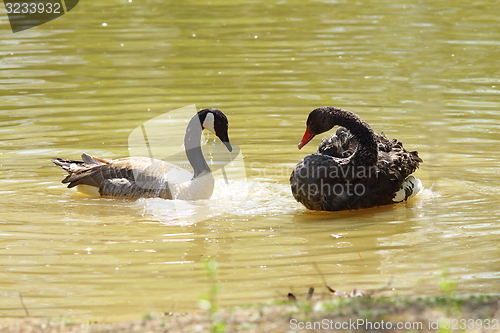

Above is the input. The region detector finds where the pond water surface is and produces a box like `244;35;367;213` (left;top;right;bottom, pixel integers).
1;0;499;322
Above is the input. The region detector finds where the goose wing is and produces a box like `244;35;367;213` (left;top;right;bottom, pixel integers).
52;153;192;199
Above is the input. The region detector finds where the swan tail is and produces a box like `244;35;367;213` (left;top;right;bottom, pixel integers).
392;175;423;203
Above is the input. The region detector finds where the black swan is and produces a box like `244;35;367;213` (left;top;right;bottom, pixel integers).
53;108;232;200
290;106;423;211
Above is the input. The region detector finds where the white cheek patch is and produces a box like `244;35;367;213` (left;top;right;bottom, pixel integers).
202;112;216;134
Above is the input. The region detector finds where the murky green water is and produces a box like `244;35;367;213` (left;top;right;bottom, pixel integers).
1;0;499;322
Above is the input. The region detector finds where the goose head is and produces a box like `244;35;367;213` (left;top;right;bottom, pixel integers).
198;108;233;152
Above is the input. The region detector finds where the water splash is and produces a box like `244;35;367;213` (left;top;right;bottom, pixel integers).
136;179;301;225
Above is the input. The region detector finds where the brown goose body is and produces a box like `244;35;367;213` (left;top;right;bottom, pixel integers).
53;154;193;199
53;108;232;200
290;107;423;211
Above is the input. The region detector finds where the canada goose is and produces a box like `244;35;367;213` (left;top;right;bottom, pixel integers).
290;106;422;211
53;108;232;200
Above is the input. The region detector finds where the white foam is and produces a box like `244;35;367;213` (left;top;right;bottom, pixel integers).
136;179;301;225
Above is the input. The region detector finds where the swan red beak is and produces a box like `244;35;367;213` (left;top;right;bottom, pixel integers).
298;126;315;149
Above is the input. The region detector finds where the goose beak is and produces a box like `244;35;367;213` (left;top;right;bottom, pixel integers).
298;126;315;149
216;131;232;152
223;140;233;152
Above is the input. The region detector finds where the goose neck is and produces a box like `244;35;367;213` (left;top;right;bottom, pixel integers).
184;116;211;178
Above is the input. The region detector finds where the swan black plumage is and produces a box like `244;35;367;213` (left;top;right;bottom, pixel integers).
290;106;423;211
53;108;232;200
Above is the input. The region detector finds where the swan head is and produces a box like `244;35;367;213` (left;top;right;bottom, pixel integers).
298;107;336;149
198;108;232;152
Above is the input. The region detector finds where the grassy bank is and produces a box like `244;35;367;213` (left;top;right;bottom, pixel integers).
1;294;499;333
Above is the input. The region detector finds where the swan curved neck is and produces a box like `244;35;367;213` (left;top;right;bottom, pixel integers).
324;107;378;164
184;115;211;178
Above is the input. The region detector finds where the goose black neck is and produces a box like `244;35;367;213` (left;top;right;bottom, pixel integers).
184;114;211;178
324;107;378;165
